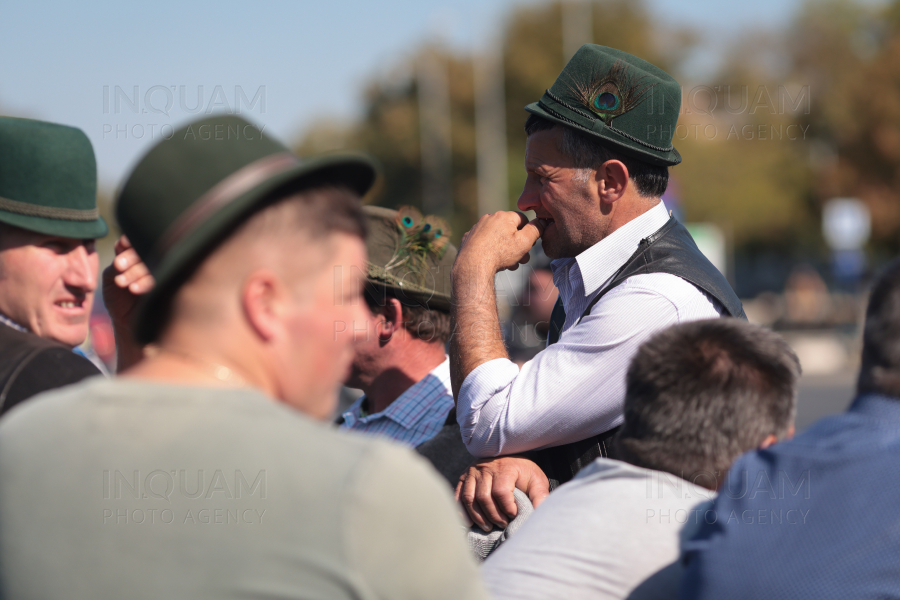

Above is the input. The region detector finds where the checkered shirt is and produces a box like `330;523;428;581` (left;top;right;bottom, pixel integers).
340;356;454;448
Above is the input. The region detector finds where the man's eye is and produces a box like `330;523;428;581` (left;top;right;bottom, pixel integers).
42;242;67;253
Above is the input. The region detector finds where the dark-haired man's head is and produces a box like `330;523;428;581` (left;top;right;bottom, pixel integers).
615;318;800;490
364;290;451;345
524;115;669;199
517;115;669;259
857;259;900;398
344;205;454;409
345;287;450;394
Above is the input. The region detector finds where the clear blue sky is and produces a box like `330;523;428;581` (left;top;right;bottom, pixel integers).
0;0;853;190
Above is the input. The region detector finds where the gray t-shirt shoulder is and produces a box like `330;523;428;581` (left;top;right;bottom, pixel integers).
0;377;488;600
481;458;716;600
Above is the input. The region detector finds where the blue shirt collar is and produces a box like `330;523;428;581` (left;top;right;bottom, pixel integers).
344;356;451;429
848;392;900;423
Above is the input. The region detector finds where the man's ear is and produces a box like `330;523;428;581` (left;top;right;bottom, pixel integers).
378;297;405;342
373;298;403;344
759;422;795;450
242;269;283;342
758;434;779;450
597;159;629;205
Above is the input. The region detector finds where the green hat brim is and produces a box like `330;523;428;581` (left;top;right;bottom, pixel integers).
365;268;452;313
0;210;108;239
132;153;377;345
524;101;682;167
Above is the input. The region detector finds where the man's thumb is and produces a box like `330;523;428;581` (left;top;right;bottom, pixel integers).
520;217;544;245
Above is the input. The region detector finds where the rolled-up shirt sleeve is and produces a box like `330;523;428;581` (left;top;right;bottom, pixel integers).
457;277;719;457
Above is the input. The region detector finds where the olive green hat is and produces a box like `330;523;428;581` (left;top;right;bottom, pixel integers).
363;205;456;313
116;114;378;344
526;44;682;166
0;117;108;238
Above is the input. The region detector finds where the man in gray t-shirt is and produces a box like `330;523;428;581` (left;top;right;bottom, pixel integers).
478;319;800;599
0;115;488;600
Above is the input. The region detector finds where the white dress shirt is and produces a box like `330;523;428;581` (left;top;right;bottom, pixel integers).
457;202;723;457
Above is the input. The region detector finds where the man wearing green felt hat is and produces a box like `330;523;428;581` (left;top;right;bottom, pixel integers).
339;205;475;485
0;115;488;599
452;45;745;529
0;116;108;415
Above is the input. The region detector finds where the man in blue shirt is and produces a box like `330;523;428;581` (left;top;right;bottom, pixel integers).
679;259;900;599
339;206;472;485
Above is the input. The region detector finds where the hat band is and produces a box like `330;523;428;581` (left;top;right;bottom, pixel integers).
367;263;437;295
155;152;301;258
540;90;675;153
0;195;99;221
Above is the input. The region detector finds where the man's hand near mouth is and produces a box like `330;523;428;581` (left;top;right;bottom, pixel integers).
449;211;543;400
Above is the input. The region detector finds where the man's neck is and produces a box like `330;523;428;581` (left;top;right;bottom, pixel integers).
363;343;446;414
122;329;271;396
596;196;661;246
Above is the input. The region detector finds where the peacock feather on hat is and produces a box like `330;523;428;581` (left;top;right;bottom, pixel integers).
382;206;451;285
566;60;657;124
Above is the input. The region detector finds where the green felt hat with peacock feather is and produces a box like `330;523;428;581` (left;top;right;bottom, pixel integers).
526;44;682;166
363;205;456;313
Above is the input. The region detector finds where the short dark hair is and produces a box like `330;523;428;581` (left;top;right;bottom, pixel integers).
364;288;451;345
858;259;900;397
614;318;800;488
524;114;669;198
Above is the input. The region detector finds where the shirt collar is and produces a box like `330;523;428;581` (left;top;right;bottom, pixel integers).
849;393;900;423
575;201;671;296
0;312;29;333
347;356;451;429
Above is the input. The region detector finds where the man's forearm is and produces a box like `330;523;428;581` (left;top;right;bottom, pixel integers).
450;264;510;400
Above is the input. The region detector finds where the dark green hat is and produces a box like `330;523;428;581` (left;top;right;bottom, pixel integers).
0;117;108;238
526;44;682;166
116;115;378;344
363;205;456;313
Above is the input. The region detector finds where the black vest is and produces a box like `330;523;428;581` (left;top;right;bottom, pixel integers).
0;324;101;416
527;216;745;488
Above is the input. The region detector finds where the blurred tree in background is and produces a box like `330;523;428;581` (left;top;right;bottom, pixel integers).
296;49;479;237
787;0;900;256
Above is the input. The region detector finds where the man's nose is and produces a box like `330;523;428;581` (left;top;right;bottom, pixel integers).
517;185;540;213
64;244;98;291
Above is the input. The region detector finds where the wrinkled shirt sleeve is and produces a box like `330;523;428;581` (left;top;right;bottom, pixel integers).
457;282;691;457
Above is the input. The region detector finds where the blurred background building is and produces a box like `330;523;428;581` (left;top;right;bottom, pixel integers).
3;0;896;427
